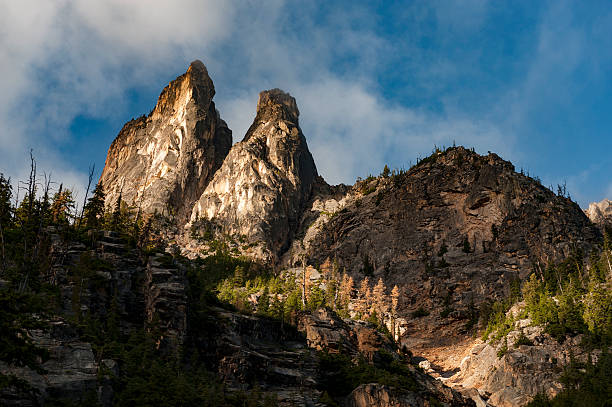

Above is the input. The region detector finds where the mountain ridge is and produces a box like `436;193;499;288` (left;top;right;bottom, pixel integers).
91;61;609;406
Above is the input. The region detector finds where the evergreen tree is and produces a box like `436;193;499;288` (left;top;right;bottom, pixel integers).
50;184;75;225
338;274;354;314
382;165;390;178
373;277;388;318
258;286;270;316
0;174;12;272
0;174;12;226
83;182;106;229
391;285;400;339
358;277;371;317
583;281;612;341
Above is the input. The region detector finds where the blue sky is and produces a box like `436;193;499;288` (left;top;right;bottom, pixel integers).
1;1;611;207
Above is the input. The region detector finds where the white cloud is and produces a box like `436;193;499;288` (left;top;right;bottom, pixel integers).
0;0;240;198
0;0;524;199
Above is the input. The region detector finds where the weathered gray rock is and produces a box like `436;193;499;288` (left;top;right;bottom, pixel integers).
190;89;318;261
145;253;187;350
100;60;232;222
201;307;323;406
297;308;397;362
585;198;612;227
0;320;113;406
449;321;599;407
347;382;474;407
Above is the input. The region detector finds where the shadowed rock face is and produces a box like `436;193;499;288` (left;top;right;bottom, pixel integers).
190;89;318;261
100;60;232;222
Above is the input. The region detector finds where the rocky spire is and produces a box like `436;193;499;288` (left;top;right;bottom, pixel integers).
190;89;318;261
100;60;232;223
585;198;612;227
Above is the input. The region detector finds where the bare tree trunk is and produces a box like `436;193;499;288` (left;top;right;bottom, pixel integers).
301;256;306;308
19;151;37;293
78;164;95;229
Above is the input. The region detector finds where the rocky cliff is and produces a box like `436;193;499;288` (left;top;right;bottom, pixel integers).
283;147;601;354
190;89;318;261
100;60;232;222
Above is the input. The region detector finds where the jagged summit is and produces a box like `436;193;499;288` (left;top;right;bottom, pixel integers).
242;88;300;143
190;87;317;261
100;60;231;221
586;198;612;227
259;88;299;119
151;59;214;118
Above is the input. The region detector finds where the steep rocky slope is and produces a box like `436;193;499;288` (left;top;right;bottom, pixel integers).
283;147;601;355
100;60;232;222
190;89;318;261
0;231;473;406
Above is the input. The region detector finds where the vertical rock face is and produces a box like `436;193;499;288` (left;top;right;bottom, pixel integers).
190;89;318;260
145;253;187;350
100;60;232;222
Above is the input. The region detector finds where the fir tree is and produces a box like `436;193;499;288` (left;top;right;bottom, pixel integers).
373;277;388;318
391;285;400;339
358;277;371;316
50;184;75;225
83;182;106;229
258;286;270;316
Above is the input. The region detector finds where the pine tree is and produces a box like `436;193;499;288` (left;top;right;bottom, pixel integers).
50;184;75;225
0;174;12;272
111;193;122;230
258;286;270;316
583;281;612;340
0;174;13;226
391;285;400;339
338;274;354;311
83;183;106;229
233;266;246;287
358;277;371;317
373;278;387;316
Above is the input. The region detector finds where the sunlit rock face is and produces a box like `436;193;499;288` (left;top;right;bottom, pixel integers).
585;198;612;227
190;89;318;261
100;60;232;222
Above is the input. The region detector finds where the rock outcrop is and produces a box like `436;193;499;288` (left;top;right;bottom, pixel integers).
297;308;398;362
347;382;473;407
284;147;601;356
446;305;601;407
144;253;187;350
586;198;612;228
100;60;232;222
190;89;318;261
198;307;323;406
0;320;114;407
